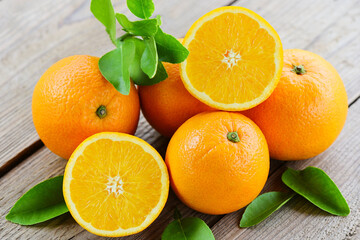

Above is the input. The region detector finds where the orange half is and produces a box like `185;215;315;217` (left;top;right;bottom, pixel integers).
181;6;283;111
63;132;169;237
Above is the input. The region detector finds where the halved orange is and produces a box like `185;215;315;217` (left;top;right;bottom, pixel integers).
63;132;169;237
181;6;283;111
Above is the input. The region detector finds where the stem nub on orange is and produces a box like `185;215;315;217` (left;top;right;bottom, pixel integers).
242;49;348;160
180;6;283;111
166;111;269;215
32;55;140;159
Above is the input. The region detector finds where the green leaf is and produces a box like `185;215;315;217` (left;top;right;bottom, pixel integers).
141;37;158;78
128;38;148;82
142;61;168;85
116;13;158;37
128;38;168;85
6;176;68;225
99;39;135;95
156;15;162;26
154;28;189;63
91;0;116;45
126;0;154;19
147;61;168;85
162;212;215;240
282;167;350;216
240;192;295;228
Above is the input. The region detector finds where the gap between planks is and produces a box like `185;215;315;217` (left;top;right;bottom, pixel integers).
1;0;360;239
87;0;360;236
59;0;360;238
0;0;239;179
211;98;360;240
2;0;360;177
0;140;43;178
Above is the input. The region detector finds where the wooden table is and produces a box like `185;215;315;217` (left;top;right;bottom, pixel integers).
1;0;359;239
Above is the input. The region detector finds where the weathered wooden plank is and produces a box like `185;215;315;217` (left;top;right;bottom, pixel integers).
0;0;235;173
0;148;76;240
0;114;220;240
235;0;360;103
0;1;236;239
0;114;166;239
1;0;360;239
0;0;120;175
237;0;359;199
211;99;360;240
0;112;282;240
1;0;360;174
209;1;360;238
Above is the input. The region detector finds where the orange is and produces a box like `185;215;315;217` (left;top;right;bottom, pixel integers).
165;111;269;215
242;49;348;160
32;55;140;159
63;132;169;237
139;62;213;138
180;6;283;111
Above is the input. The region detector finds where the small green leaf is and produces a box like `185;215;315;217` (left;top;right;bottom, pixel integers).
6;176;68;225
91;0;116;45
282;167;350;216
99;39;135;95
148;61;168;85
116;13;158;37
240;192;295;228
128;38;168;85
155;28;189;63
141;37;158;78
156;15;162;26
128;38;148;82
126;0;154;19
143;61;168;85
162;210;215;240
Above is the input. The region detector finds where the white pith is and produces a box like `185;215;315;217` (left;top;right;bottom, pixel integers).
181;7;283;111
63;132;169;237
222;49;242;68
105;176;124;197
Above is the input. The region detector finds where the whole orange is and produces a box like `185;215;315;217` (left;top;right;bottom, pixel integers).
138;62;213;138
165;111;269;215
242;49;348;160
32;55;140;159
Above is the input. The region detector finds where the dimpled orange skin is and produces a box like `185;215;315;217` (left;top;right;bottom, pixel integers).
32;55;140;160
242;49;348;161
138;62;213;138
165;111;269;215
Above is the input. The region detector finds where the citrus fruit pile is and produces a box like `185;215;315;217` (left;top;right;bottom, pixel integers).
31;5;347;238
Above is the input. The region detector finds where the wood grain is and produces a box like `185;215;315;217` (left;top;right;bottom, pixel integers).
1;0;360;239
211;99;360;240
209;1;360;238
0;1;235;239
235;0;360;103
0;0;236;173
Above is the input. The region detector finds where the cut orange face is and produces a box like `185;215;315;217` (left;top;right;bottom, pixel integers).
63;132;169;237
181;6;283;111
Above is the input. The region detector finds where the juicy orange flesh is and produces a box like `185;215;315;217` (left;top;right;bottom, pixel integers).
70;139;162;231
186;12;276;104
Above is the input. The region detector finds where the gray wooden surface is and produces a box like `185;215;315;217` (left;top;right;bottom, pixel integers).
0;0;359;239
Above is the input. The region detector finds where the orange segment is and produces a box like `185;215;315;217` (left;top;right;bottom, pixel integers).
181;6;283;111
63;132;169;237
